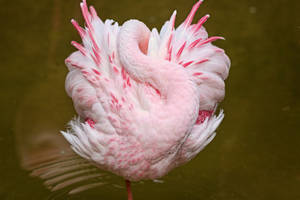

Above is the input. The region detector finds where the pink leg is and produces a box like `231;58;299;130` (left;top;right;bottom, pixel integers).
125;180;133;200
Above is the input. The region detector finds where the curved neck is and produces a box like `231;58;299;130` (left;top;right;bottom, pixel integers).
118;20;199;137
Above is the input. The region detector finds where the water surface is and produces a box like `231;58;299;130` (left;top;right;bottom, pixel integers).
1;0;300;199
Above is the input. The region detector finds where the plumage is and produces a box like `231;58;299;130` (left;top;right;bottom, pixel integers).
62;0;230;185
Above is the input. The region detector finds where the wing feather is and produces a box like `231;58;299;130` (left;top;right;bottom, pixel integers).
62;0;230;180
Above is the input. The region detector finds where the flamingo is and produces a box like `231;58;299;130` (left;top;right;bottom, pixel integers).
61;0;230;199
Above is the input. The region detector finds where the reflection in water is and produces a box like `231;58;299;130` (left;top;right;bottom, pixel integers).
10;0;117;195
27;153;106;195
1;0;300;199
13;72;122;197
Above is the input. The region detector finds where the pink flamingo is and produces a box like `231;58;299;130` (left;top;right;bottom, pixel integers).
62;0;230;199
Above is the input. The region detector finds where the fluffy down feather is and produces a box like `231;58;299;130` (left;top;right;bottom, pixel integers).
62;0;230;181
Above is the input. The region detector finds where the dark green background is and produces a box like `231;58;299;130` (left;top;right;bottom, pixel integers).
1;0;299;199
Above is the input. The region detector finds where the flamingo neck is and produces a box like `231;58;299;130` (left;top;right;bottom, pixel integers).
118;20;200;139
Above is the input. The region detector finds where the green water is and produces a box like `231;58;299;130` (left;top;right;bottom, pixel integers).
1;0;300;199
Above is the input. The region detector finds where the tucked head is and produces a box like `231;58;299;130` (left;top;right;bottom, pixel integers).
62;0;230;182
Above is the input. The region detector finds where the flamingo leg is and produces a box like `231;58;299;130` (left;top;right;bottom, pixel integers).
125;180;133;200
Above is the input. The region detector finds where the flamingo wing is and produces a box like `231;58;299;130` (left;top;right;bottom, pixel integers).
62;0;230;180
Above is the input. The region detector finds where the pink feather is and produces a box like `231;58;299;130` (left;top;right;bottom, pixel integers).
62;0;230;198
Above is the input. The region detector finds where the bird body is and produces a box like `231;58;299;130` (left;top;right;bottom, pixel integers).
62;0;230;182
